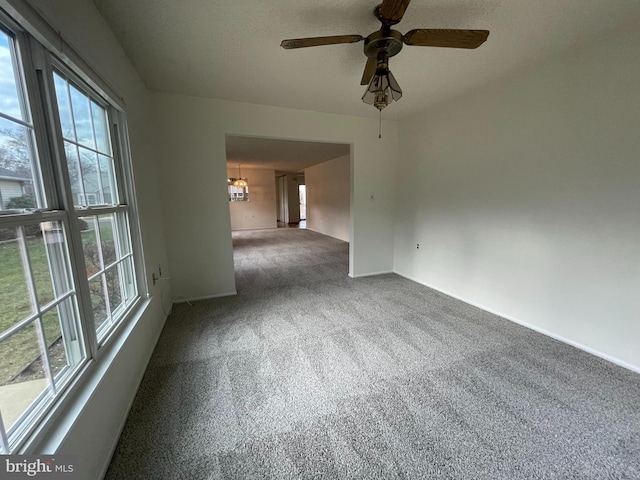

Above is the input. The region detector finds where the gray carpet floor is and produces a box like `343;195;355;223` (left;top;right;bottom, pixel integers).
106;228;640;479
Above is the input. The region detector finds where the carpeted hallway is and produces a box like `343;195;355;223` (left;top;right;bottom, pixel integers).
106;228;640;479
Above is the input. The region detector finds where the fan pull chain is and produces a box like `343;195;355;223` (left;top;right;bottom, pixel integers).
378;109;382;139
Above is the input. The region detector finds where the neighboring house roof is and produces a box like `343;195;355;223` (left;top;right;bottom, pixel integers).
0;167;30;182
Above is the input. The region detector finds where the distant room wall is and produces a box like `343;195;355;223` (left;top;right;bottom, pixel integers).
305;155;350;242
227;167;277;230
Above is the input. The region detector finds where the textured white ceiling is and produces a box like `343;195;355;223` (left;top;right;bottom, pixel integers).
93;0;640;120
225;135;349;172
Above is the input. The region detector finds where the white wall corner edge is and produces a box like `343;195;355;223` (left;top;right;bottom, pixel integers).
349;270;394;279
393;271;640;375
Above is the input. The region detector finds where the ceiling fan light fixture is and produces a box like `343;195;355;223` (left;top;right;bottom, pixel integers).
362;67;402;111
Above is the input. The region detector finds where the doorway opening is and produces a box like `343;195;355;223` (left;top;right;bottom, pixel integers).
299;184;306;221
275;173;306;228
225;134;352;286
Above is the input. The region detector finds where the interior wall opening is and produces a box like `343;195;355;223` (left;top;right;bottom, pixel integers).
224;134;351;290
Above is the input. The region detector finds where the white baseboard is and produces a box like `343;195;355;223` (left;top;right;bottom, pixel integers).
395;271;640;375
350;270;394;278
231;227;277;231
175;291;237;303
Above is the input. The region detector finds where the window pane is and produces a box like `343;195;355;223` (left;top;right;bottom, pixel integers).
0;227;33;327
25;226;55;308
98;154;117;205
91;101;110;155
78;147;99;206
98;214;116;266
0;31;44;211
0;118;40;209
42;310;63;376
68;83;94;150
80;214;122;273
115;212;132;256
121;257;136;303
80;216;100;277
89;276;107;329
41;223;73;295
21;221;73;309
105;266;122;313
63;142;83;207
0;323;51;433
0;30;24;121
52;73;74;141
42;297;83;385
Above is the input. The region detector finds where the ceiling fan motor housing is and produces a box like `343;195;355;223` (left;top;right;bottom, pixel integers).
364;29;403;61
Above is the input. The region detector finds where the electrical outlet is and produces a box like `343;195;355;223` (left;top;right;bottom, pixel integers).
417;243;420;249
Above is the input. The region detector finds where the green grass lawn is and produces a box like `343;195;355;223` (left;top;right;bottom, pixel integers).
0;235;57;385
0;218;118;385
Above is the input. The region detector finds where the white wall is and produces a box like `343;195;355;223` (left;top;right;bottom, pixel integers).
153;94;398;298
227;167;277;230
14;0;171;477
306;155;350;242
394;25;640;371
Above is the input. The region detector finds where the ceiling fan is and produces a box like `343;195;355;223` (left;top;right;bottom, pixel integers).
281;0;489;112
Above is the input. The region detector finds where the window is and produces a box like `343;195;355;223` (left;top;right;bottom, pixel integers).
0;13;143;453
52;71;138;340
228;178;249;202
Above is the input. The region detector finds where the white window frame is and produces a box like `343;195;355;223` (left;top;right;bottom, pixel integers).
47;59;145;345
0;6;147;453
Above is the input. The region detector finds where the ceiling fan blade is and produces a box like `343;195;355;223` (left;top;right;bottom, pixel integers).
360;57;377;85
280;35;364;49
404;29;489;49
379;0;412;23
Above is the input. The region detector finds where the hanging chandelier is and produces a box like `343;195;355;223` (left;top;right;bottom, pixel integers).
233;164;248;188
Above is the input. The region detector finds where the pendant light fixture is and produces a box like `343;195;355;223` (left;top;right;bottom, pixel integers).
361;51;402;138
361;51;402;111
233;164;248;188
